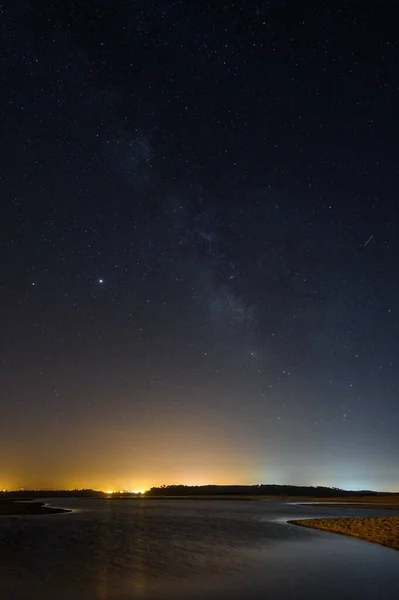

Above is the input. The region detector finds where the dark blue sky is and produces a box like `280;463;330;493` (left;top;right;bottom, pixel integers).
1;1;398;491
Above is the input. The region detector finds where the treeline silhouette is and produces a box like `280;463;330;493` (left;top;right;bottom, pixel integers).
0;485;386;499
0;489;105;499
145;484;380;497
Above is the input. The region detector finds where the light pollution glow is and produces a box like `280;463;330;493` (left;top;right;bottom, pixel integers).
1;414;259;491
2;411;398;493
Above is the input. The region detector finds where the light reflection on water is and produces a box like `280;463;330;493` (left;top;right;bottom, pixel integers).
0;499;398;600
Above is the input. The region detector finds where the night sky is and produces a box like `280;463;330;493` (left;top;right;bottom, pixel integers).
1;2;399;492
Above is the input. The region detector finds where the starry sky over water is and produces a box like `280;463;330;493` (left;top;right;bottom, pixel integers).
1;1;399;491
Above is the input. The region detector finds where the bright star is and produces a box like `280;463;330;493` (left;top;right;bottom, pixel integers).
98;279;104;284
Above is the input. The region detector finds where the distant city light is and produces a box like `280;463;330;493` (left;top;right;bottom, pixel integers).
103;489;145;495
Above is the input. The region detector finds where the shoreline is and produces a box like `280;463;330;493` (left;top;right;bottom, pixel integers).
298;502;399;510
288;516;399;551
0;500;71;516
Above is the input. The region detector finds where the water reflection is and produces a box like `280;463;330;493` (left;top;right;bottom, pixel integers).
0;499;398;600
130;501;148;598
96;499;112;600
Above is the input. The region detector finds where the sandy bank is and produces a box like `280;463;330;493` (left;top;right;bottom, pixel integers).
289;516;399;550
299;503;399;510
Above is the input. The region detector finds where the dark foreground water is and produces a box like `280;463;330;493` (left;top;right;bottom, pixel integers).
0;499;399;600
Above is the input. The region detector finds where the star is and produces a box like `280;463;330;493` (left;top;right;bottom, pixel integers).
2;0;398;499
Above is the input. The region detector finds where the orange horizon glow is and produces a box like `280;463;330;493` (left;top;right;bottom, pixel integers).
0;411;263;492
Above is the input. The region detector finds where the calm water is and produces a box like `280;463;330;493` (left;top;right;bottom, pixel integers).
0;498;399;599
